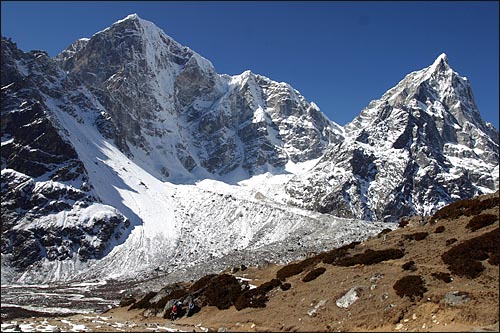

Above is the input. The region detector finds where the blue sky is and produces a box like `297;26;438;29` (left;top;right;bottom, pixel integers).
2;1;499;129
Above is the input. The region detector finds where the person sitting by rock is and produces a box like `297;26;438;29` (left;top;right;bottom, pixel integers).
170;303;179;320
176;301;184;317
186;301;196;317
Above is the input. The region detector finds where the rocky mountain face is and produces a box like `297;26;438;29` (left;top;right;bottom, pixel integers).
1;14;498;284
286;54;499;221
0;15;345;283
1;37;130;279
56;14;342;179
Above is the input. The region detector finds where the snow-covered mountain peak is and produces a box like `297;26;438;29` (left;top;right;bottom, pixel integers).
105;13;154;35
117;13;140;23
287;53;498;222
430;52;449;70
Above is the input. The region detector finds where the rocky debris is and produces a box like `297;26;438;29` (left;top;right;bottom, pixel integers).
307;299;327;317
336;287;362;308
2;192;498;332
370;273;384;290
2;14;498;289
444;291;471;306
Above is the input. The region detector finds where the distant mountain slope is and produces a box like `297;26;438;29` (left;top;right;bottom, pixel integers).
286;54;499;221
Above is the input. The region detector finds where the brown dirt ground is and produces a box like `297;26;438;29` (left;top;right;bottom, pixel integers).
4;192;499;332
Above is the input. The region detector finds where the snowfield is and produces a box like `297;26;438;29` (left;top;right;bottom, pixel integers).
5;90;394;285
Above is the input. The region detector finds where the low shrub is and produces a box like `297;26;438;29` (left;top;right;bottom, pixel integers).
474;197;499;213
434;226;445;233
280;283;291;291
189;274;217;292
152;288;187;310
488;253;499;266
398;218;410;228
403;232;428;241
276;256;320;280
441;228;499;278
431;197;479;221
119;297;136;307
203;274;242;310
431;272;453;283
445;238;457;246
432;196;499;222
234;290;268;310
321;241;360;265
336;248;405;266
378;228;393;237
234;278;282;311
302;267;326;282
402;260;417;271
465;214;497;232
393;275;427;301
256;279;282;293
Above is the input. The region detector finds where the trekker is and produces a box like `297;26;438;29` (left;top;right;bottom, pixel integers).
170;304;178;320
186;301;196;317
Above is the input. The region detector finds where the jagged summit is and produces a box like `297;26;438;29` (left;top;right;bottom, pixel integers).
432;52;449;67
120;13;140;21
102;13;151;33
286;52;498;221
